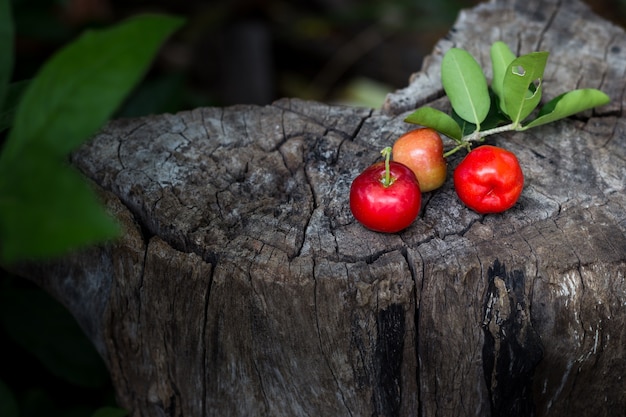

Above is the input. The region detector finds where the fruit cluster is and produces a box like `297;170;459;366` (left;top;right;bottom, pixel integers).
349;129;524;233
349;41;609;233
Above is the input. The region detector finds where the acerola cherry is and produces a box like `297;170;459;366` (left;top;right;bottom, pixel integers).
453;145;524;214
350;148;421;233
392;127;447;192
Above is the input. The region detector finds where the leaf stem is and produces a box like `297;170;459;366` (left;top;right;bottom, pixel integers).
475;122;519;139
443;122;519;158
443;142;472;158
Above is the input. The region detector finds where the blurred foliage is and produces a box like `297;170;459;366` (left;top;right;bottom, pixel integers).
0;272;124;417
0;3;178;416
0;12;183;263
10;0;626;110
10;0;487;110
9;0;626;110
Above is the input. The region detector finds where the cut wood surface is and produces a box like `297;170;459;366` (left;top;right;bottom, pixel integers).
14;0;626;416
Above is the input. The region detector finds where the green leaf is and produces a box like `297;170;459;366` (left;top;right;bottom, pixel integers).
117;72;185;118
92;407;130;417
441;47;490;127
0;281;111;388
0;80;29;133
451;110;477;137
0;379;18;417
522;88;610;130
0;13;185;164
490;41;516;114
482;88;512;130
0;149;120;262
404;106;463;140
502;51;548;124
0;0;14;109
0;14;184;263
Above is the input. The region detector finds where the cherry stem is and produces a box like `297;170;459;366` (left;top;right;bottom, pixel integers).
381;146;392;187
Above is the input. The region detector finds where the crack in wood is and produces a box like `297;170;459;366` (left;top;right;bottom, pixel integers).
312;258;355;417
481;259;544;417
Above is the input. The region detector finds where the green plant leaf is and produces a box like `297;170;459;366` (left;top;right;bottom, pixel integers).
0;0;14;109
92;407;130;417
0;149;120;262
502;51;548;124
0;13;185;164
0;13;184;263
451;110;477;137
0;280;111;387
0;379;18;417
0;80;29;133
490;41;516;114
441;47;490;127
522;88;610;130
482;88;512;130
117;72;185;118
404;106;463;140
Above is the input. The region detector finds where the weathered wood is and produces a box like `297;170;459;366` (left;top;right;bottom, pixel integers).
12;0;626;416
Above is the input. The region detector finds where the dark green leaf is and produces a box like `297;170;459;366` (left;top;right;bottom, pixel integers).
0;149;120;262
441;47;490;127
404;106;463;140
522;88;610;130
0;14;184;164
92;407;130;417
490;41;516;114
502;51;548;124
481;88;512;130
0;80;29;133
452;110;477;137
0;282;110;387
117;72;185;118
0;14;183;262
0;379;18;417
11;5;73;42
0;0;14;109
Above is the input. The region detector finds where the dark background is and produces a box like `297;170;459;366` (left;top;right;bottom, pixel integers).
13;0;485;111
11;0;626;113
2;0;626;416
13;0;626;110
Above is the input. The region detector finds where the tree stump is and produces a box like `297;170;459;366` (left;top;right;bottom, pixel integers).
12;0;626;416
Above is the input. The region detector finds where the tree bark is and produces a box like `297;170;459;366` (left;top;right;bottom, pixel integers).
12;0;626;416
